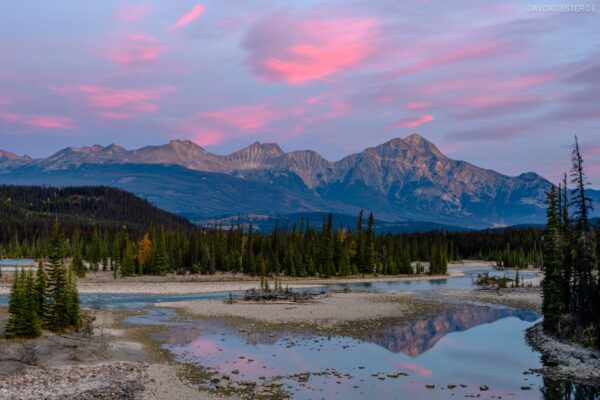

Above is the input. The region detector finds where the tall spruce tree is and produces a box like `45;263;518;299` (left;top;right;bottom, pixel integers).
559;176;573;312
35;258;46;319
120;240;136;277
5;269;41;338
354;210;364;271
23;270;42;337
5;269;24;338
71;230;86;278
65;268;80;328
45;219;69;332
569;136;596;327
362;212;375;273
155;228;169;276
542;186;566;334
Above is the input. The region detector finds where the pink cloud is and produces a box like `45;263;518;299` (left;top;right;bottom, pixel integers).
406;101;430;110
385;42;505;79
115;4;151;22
0;112;75;130
245;15;377;83
105;34;167;66
584;145;600;156
168;4;204;31
179;102;307;145
69;85;174;120
389;114;434;128
95;111;131;120
423;72;555;96
191;128;226;146
201;103;303;132
376;95;396;105
502;73;555;91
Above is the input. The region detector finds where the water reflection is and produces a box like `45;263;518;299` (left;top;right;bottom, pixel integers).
155;306;557;399
370;307;539;356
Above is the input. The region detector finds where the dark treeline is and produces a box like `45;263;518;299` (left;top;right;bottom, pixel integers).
542;137;600;349
2;205;553;279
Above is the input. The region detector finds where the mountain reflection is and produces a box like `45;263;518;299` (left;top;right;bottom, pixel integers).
367;306;539;357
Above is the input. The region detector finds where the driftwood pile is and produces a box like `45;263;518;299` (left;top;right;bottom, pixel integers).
226;288;327;304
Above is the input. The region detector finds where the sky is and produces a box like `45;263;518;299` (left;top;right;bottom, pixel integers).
0;0;599;186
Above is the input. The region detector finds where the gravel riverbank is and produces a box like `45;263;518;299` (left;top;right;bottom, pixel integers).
526;323;600;385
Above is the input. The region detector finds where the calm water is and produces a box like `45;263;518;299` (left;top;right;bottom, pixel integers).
0;265;539;308
0;258;35;268
153;305;598;399
0;259;35;265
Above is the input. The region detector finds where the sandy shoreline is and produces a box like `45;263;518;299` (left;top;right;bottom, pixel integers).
0;261;481;296
156;291;439;327
437;287;543;312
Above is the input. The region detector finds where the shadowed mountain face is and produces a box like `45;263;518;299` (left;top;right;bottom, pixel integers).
1;134;598;228
368;307;540;357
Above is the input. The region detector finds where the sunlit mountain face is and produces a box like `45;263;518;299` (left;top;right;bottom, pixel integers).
1;135;599;228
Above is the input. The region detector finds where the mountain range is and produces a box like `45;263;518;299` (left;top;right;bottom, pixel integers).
1;134;598;228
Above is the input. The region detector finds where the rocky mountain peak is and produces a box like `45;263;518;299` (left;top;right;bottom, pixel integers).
168;139;205;151
225;141;285;169
103;144;127;153
0;149;32;161
247;141;284;156
402;134;445;158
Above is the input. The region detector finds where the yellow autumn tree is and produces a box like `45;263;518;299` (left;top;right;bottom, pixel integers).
137;233;153;275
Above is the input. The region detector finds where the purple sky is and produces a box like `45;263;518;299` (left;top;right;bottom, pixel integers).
0;0;599;185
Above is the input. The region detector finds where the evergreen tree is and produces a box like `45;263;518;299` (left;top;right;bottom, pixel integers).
121;240;136;277
65;268;80;329
45;219;69;332
5;269;24;338
569;136;596;327
5;269;41;338
155;228;169;276
22;270;42;337
71;231;86;277
354;210;364;271
559;176;572;312
361;212;375;273
35;258;46;319
542;186;565;334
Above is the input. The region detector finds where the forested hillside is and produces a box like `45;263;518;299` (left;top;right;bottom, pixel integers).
0;185;196;242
